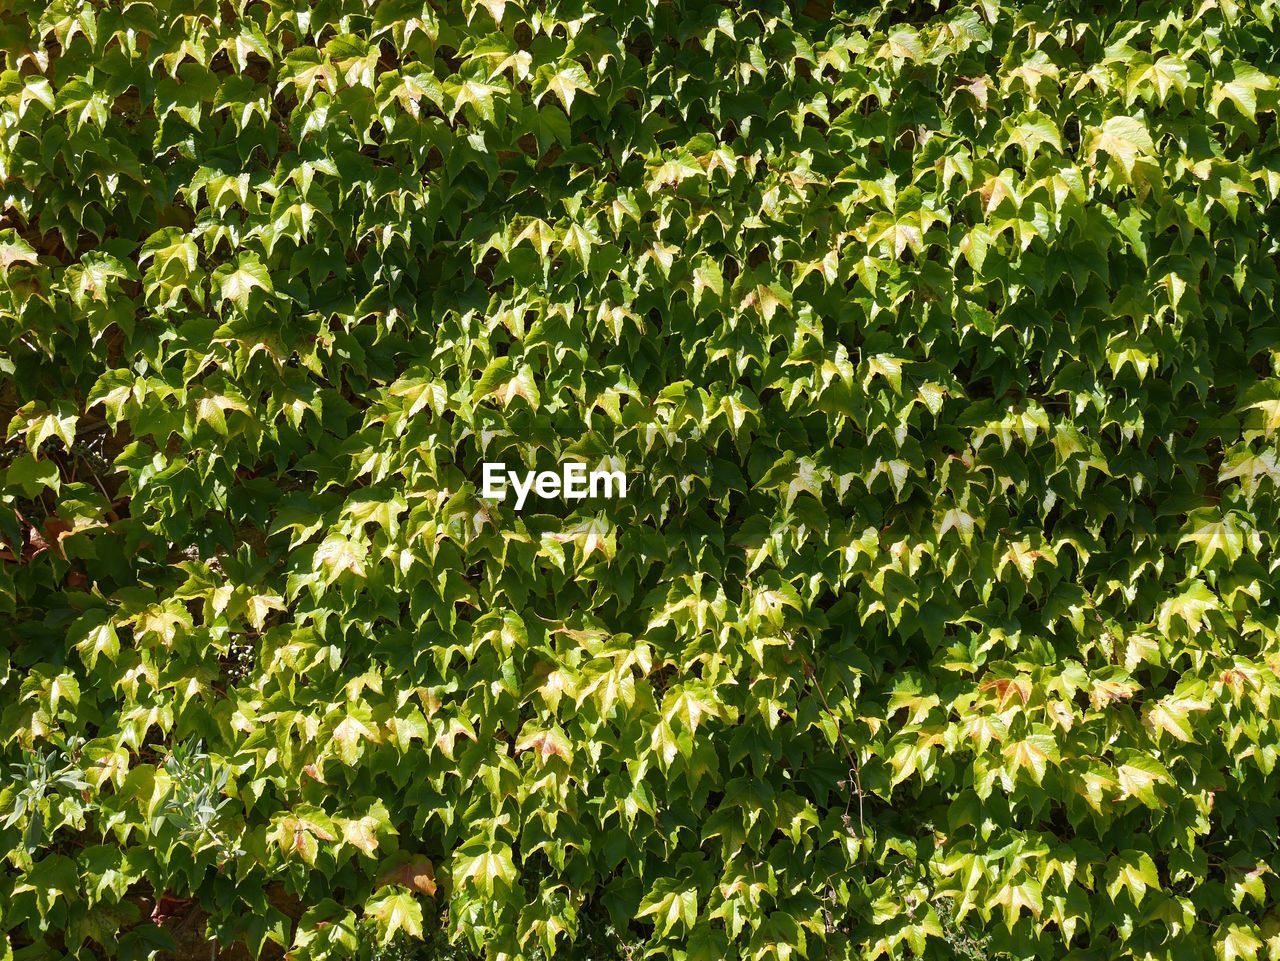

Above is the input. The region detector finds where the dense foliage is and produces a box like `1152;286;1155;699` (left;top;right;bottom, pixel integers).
2;0;1280;958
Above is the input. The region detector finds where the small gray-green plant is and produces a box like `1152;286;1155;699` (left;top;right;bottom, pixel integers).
159;740;243;862
2;743;89;856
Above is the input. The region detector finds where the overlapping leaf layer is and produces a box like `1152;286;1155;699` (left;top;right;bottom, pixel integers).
3;1;1280;958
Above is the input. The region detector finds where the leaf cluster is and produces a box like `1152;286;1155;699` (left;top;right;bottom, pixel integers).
2;0;1280;960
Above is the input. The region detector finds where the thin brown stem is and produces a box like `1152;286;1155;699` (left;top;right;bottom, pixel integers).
800;648;866;844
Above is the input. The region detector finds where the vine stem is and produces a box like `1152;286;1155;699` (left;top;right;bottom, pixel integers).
799;649;866;844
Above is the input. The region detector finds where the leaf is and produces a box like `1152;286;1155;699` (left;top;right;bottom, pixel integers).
1106;851;1161;905
1219;450;1280;496
1158;581;1220;635
1003;112;1062;158
4;455;60;498
11;402;79;451
0;230;38;271
1002;733;1056;784
693;260;724;305
515;727;573;762
1217;918;1264;961
1144;694;1208;743
959;225;990;274
366;892;424;945
1087;115;1154;172
49;673;80;713
215;254;272;308
536;63;595;111
1116;755;1172;806
637;883;699;937
377;855;437;896
1211;62;1271;119
448;79;500;122
88;371;140;426
315;535;368;582
992;876;1043;927
331;712;376;765
881;26;925;62
343;816;382;855
1180;510;1247;566
275;813;336;866
453;845;518;894
75;622;120;668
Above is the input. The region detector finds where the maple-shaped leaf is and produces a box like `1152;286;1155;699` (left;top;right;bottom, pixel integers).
377;854;437;896
515;726;573;761
366;891;424;945
0;230;38;271
1180;510;1249;567
1216;918;1264;961
1115;755;1171;806
314;535;368;582
1210;62;1271;119
637;882;699;937
1087;115;1154;173
452;844;518;894
1002;733;1056;784
215;254;272;308
535;63;595;111
343;816;382;856
1105;851;1161;906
